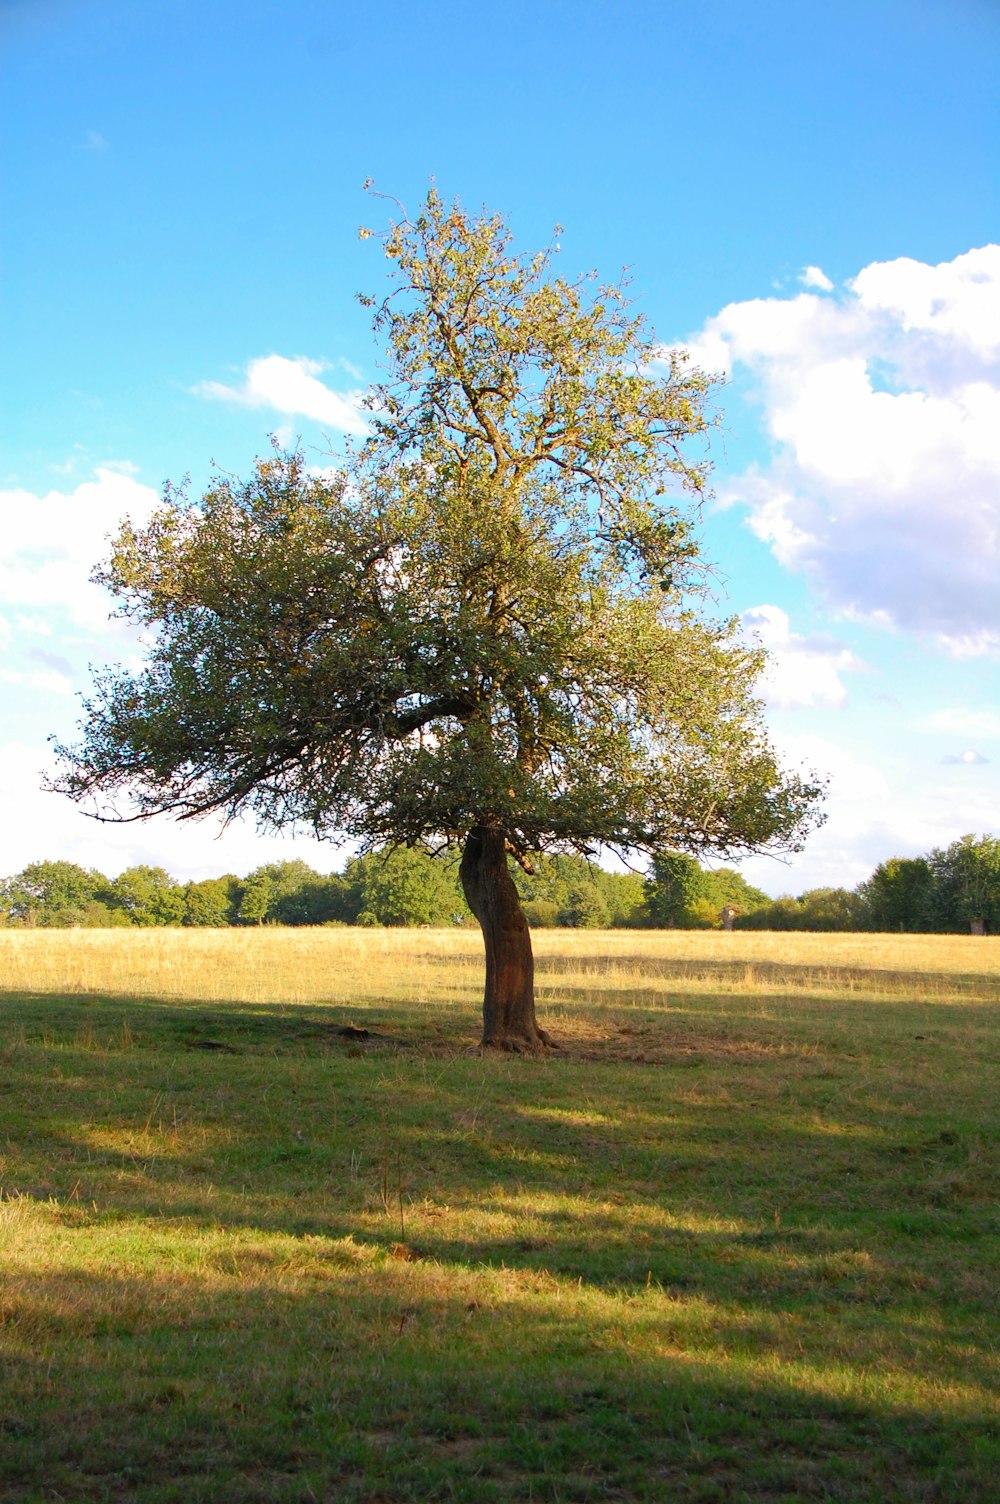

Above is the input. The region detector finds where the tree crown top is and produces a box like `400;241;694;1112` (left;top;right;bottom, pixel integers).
53;188;823;867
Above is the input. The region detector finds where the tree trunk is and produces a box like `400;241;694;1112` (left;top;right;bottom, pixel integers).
459;825;555;1051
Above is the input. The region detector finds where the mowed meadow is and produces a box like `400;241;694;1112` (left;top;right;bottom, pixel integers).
1;928;998;1503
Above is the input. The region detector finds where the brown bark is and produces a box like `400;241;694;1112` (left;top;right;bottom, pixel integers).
459;825;556;1052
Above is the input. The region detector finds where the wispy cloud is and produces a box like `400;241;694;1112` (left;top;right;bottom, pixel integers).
920;708;1000;739
800;265;833;292
0;665;73;696
193;355;370;436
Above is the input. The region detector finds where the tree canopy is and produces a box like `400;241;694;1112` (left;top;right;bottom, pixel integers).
54;188;822;1046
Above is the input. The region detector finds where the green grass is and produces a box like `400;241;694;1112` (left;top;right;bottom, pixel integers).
1;929;998;1502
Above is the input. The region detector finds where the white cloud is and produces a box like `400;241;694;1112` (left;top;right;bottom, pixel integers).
741;604;866;710
194;355;370;436
0;742;353;883
675;329;732;378
0;665;73;696
685;245;1000;650
852;245;1000;361
800;266;833;292
0;467;160;633
13;614;54;637
736;728;1000;896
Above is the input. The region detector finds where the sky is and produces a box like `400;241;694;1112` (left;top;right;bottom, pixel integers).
1;0;998;895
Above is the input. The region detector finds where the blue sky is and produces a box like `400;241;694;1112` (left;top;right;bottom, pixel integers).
2;0;998;893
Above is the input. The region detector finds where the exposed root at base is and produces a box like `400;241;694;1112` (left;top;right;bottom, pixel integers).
480;1030;560;1055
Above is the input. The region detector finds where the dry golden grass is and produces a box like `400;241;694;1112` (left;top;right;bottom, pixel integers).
3;923;998;1007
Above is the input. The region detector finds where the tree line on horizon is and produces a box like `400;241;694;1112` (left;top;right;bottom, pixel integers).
1;833;997;934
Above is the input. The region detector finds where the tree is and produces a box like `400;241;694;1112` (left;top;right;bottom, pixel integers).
272;873;349;926
796;887;865;931
734;886;863;931
106;865;185;926
183;875;240;927
238;870;273;926
735;896;804;931
701;867;770;921
927;834;1000;934
560;882;612;929
644;851;709;927
343;844;465;926
857;856;933;932
235;859;348;925
513;853;645;928
0;860;107;927
53;188;822;1049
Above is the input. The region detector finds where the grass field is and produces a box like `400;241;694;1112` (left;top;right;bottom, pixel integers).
1;927;998;1502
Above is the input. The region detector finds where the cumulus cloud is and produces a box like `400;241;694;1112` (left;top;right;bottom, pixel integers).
680;329;732;378
741;604;866;709
194;355;370;436
686;245;1000;651
0;467;160;632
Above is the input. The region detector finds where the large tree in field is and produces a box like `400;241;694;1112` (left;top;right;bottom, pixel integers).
54;189;822;1049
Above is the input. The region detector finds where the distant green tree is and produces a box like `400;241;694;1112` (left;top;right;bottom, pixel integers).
513;855;574;919
797;887;865;931
701;867;770;918
238;870;273;925
272;873;350;925
927;834;1000;934
686;896;724;928
560;884;612;929
81;899;131;928
107;865;185;926
344;845;464;927
734;888;862;931
651;864;771;929
520;898;561;928
857;856;933;932
512;854;646;929
183;875;240;927
1;860;109;927
234;860;350;924
644;852;709;927
602;871;648;927
735;896;805;931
